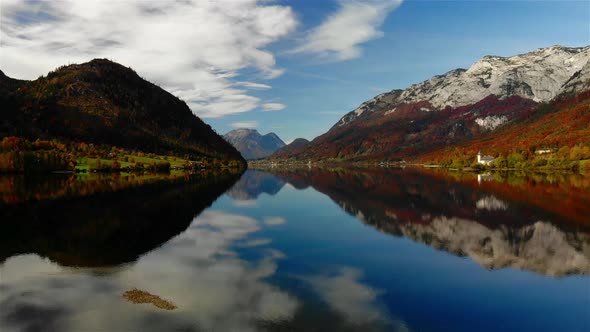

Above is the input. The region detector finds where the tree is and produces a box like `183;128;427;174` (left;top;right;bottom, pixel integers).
507;152;525;168
493;155;508;169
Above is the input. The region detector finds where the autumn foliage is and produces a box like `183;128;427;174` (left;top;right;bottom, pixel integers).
0;59;244;168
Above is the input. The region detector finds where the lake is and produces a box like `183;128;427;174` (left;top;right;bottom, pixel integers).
1;168;589;332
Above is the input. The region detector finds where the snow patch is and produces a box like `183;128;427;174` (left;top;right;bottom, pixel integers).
384;107;397;115
396;46;590;108
475;115;508;131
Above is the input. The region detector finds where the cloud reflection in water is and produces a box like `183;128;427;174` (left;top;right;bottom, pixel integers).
0;208;398;331
0;211;298;332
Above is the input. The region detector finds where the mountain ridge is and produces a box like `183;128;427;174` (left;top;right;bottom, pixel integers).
0;59;244;164
269;45;590;162
271;138;310;158
335;45;589;128
223;128;286;160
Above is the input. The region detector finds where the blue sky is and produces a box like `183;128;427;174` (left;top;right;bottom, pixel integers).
209;0;590;142
1;0;589;142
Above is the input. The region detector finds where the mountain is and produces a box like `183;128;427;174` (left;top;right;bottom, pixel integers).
225;170;286;200
419;90;590;163
0;59;244;163
272;45;590;162
267;167;590;276
270;138;309;159
223;128;286;159
559;58;590;96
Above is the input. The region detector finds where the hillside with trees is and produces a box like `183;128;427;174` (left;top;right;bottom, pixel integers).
0;59;245;172
419;92;590;169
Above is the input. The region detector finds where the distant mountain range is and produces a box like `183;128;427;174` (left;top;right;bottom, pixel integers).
0;59;243;163
223;128;285;160
269;45;590;162
271;138;309;158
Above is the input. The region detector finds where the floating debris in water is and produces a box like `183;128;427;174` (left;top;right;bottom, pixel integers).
122;289;177;310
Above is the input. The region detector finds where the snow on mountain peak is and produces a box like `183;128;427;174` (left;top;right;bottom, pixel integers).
399;45;589;108
335;45;590;127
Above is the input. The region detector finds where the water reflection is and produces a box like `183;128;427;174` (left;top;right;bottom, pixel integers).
226;170;286;200
304;268;392;327
0;170;396;332
267;168;590;276
0;210;396;332
0;171;242;266
0;210;298;332
1;168;588;331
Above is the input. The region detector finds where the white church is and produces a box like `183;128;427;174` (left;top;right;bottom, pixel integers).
477;151;495;165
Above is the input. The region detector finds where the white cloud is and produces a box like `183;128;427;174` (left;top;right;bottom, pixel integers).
264;217;286;226
238;238;273;247
262;103;287;111
0;0;298;118
236;81;273;89
292;0;402;61
233;200;258;208
230;121;259;129
305;267;390;325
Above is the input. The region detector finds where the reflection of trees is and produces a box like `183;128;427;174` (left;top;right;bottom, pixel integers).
226;170;286;200
269;167;590;276
0;170;242;266
0;209;399;332
0;169;238;204
0;210;299;332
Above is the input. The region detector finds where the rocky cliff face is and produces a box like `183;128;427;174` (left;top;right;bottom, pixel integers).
558;58;590;97
223;129;286;160
336;45;589;127
276;45;589;162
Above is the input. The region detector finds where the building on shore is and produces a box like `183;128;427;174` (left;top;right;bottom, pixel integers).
477;152;495;165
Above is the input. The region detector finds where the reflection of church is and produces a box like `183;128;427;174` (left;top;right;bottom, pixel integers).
477;172;495;184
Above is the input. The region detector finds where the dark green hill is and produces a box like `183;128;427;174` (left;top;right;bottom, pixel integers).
0;59;243;163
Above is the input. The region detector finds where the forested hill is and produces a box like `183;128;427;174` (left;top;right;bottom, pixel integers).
0;59;243;163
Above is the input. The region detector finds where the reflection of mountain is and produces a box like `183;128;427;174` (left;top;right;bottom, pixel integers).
226;170;286;200
0;210;397;332
0;171;241;267
383;217;589;277
0;210;298;332
268;168;590;276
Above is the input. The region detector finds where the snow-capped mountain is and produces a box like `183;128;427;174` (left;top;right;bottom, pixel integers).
223;128;286;160
273;45;590;162
336;45;589;127
559;57;590;96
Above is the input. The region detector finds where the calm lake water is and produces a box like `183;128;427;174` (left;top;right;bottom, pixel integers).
1;168;589;332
